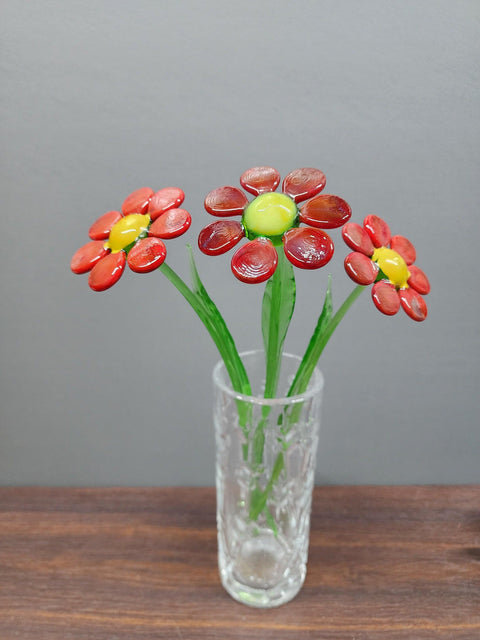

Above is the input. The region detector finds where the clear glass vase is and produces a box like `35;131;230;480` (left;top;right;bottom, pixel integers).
213;349;324;608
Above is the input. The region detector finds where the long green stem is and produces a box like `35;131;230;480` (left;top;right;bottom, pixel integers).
250;284;365;524
159;261;250;395
289;284;366;397
250;250;295;468
262;248;296;399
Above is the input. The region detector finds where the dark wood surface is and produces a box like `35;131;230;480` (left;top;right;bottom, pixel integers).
0;486;479;639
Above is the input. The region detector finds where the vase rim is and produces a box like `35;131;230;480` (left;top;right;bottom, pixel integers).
213;349;324;406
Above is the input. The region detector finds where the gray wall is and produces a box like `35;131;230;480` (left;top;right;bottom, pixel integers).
1;0;479;486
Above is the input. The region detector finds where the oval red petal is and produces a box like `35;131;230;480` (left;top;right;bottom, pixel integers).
148;208;191;239
371;281;400;316
204;186;248;216
127;237;166;273
364;215;391;248
88;251;126;291
300;194;352;229
122;187;154;216
391;235;416;265
342;222;375;256
399;288;428;322
283;227;334;270
282;168;326;203
231;238;278;284
240;166;281;196
198;220;245;256
88;210;123;240
71;241;110;274
407;264;430;295
148;187;185;221
344;252;379;285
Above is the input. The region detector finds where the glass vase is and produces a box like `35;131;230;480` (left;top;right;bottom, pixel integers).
213;349;324;608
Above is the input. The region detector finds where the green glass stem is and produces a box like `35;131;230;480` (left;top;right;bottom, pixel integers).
262;248;296;400
252;248;296;470
252;284;365;529
159;261;251;396
289;284;366;398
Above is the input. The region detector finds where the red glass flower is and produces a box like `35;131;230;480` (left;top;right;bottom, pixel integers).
71;187;191;291
342;215;430;321
198;167;351;283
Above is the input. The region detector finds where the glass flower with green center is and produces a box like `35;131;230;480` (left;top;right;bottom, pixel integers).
198;166;352;283
71;186;191;291
342;215;430;321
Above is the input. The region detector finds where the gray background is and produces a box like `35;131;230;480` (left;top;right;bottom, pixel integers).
1;0;479;486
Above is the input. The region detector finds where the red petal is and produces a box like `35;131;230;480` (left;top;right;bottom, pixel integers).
71;241;109;274
198;220;245;255
122;187;154;215
407;265;430;295
204;186;248;216
391;235;416;265
88;210;123;240
283;227;334;270
399;288;428;322
342;222;375;256
88;252;126;291
364;215;391;248
127;237;166;273
300;194;351;229
148;208;191;239
371;281;400;316
344;252;379;285
282;168;326;203
148;187;185;221
231;238;277;284
240;166;281;196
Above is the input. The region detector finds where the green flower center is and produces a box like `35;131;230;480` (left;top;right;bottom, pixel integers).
372;246;410;288
105;214;150;253
242;193;298;238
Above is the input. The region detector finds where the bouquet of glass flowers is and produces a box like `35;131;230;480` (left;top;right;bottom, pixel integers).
71;166;430;607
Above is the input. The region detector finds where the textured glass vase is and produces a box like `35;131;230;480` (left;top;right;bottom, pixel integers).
213;350;324;608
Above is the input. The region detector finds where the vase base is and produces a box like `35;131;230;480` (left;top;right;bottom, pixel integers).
220;569;306;608
219;535;307;608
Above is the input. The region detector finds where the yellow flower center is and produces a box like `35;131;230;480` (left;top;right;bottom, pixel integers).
242;193;298;238
372;246;410;288
105;214;150;253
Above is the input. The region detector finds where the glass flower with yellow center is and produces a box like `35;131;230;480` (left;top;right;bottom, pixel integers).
71;186;191;291
342;215;430;321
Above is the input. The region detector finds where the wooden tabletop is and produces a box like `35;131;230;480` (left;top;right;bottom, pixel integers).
0;486;478;639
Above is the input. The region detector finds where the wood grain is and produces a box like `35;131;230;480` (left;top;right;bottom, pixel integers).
0;486;478;639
